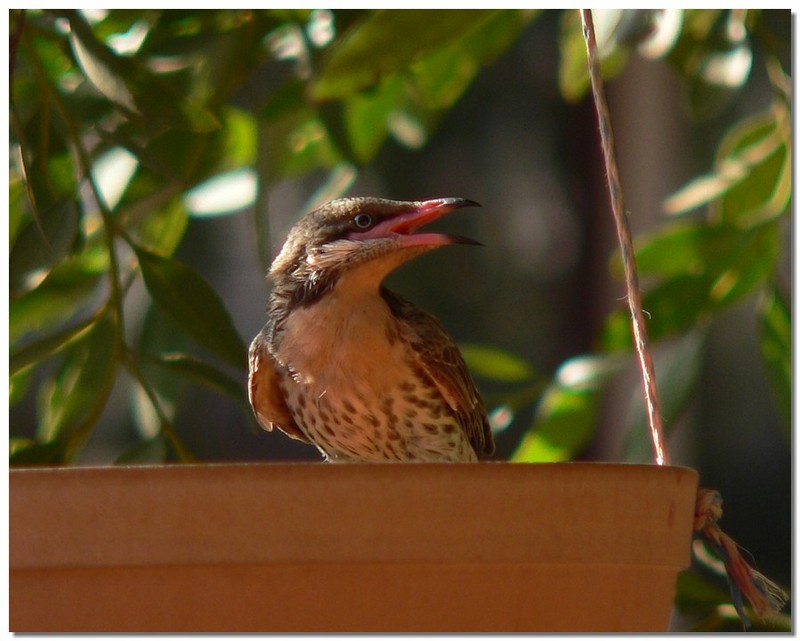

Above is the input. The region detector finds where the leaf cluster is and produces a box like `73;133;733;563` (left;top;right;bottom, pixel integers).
9;9;537;463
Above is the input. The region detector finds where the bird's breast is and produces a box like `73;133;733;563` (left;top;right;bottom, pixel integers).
274;291;406;392
271;291;476;462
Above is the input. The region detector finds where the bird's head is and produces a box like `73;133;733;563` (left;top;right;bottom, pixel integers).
269;197;481;305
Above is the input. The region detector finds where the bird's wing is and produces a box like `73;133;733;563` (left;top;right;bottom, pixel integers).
248;329;310;443
381;289;495;457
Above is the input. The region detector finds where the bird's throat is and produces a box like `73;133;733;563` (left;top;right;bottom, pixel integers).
273;280;401;391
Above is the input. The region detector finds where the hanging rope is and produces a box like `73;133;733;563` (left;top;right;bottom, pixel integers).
579;9;787;628
580;9;668;465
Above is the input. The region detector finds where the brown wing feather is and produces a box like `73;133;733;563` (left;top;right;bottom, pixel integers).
248;329;310;443
381;289;495;456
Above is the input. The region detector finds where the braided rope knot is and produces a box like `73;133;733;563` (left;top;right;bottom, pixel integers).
694;488;788;628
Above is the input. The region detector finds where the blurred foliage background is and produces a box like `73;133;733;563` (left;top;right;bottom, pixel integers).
8;9;791;630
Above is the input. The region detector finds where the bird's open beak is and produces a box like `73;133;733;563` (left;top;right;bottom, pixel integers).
351;198;481;247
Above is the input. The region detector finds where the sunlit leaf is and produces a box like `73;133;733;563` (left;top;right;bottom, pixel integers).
9;247;107;344
68;10;140;113
135;246;248;369
343;75;404;162
758;286;790;433
220;107;257;168
410;10;537;110
261;102;340;178
313;10;501;99
623;221;776;279
715;105;790;228
626;223;734;278
128;195;189;257
460;343;535;383
37;314;118;458
664;107;790;225
512;354;623;462
512;385;598;462
603;222;780;350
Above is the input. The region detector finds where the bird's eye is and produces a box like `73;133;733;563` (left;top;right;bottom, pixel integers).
353;213;373;229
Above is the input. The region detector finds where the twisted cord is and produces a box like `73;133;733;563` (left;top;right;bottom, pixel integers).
580;9;668;465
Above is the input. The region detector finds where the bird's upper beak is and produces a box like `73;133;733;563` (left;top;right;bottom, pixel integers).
348;198;481;248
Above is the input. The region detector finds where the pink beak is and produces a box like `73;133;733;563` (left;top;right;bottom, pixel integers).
350;198;481;247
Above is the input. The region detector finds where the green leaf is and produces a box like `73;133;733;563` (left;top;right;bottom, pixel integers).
220;107;258;168
629;224;720;277
67;10;221;133
37;314;118;459
10;368;35;407
313;10;502;100
135;246;248;369
622;330;704;462
512;385;599;462
125;128;219;184
146;353;247;404
625;221;775;279
128;195;189;257
262;79;307;123
9;440;69;466
10;314;98;376
67;11;140;113
9;195;80;295
460;343;535;383
664;106;791;226
603;222;780;350
558;9;630;103
758;286;790;433
410;10;537;110
343;75;404;162
336;11;537;161
512;354;623;462
716;104;791;228
674;569;733;613
9;173;26;249
115;435;169;464
9;247;107;344
130;303;191;439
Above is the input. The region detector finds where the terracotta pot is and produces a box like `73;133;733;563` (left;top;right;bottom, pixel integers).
10;462;697;632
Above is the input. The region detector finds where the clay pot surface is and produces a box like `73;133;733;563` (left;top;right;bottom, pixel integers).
10;461;698;632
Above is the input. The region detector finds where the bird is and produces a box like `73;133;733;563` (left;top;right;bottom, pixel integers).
248;197;494;462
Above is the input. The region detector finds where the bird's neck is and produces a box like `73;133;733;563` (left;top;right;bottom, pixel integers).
269;275;402;389
268;265;388;347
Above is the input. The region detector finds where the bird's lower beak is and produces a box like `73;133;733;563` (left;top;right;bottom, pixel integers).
354;198;481;247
